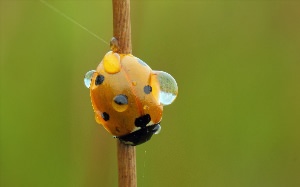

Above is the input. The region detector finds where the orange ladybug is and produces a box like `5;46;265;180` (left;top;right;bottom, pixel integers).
84;51;178;145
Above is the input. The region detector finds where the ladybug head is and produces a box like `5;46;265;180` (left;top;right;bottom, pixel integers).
117;120;161;146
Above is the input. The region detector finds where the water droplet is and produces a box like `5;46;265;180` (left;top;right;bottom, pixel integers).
110;37;119;52
84;70;96;88
143;105;149;110
103;51;121;74
154;124;161;135
132;81;137;86
151;71;178;105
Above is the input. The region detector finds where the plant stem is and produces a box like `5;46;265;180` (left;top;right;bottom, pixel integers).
117;140;137;187
113;0;132;54
112;0;136;187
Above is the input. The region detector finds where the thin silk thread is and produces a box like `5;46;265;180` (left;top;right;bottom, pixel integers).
40;0;109;45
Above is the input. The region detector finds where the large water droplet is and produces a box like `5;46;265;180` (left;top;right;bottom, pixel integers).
152;71;178;105
103;51;121;74
84;70;96;88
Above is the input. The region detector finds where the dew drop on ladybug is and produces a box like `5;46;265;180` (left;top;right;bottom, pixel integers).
150;71;178;105
84;70;96;88
84;38;178;146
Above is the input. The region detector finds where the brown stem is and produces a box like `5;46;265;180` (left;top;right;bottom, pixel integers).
117;140;137;187
112;0;136;187
112;0;132;54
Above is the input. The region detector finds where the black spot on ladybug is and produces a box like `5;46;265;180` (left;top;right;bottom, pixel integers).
137;58;148;66
135;114;151;128
101;112;109;121
144;85;152;94
95;75;105;85
114;94;128;105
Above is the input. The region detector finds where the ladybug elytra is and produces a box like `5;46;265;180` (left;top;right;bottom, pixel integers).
85;50;178;146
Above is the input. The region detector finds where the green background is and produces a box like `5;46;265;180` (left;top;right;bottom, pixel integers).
1;0;299;187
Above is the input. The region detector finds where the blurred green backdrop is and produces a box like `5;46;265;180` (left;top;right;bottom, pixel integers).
1;0;300;187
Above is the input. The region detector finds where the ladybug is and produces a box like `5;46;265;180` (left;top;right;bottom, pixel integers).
85;48;178;146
